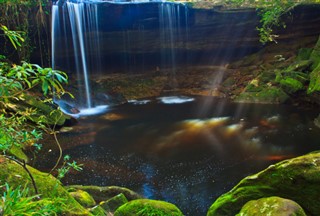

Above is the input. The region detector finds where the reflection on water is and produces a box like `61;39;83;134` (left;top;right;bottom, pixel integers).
38;96;320;215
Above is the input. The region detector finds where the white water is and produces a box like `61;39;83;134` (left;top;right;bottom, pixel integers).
52;1;101;109
159;3;186;87
52;0;188;113
158;96;194;104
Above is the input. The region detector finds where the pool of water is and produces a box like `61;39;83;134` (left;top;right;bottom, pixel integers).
37;96;320;215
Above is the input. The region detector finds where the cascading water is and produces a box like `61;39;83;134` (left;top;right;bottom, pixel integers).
52;0;188;116
159;2;188;88
52;0;105;115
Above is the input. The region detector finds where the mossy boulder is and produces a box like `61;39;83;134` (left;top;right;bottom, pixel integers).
0;156;90;215
100;193;128;212
89;205;107;215
66;185;142;203
235;87;289;104
114;199;184;216
69;189;96;208
237;196;307;216
207;151;320;216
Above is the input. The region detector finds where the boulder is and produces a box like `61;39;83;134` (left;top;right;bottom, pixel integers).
69;189;96;208
207;151;320;216
0;156;90;215
100;193;128;212
66;185;142;203
237;196;307;216
114;199;184;216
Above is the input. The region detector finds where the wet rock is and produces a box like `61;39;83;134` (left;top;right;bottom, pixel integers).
114;199;184;216
0;156;90;215
207;151;320;216
100;193;128;212
69;189;96;208
66;185;142;203
237;196;307;216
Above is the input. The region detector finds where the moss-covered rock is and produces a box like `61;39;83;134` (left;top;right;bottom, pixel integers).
236;196;307;216
235;87;289;104
0;156;90;215
89;205;107;215
69;189;96;208
100;193;128;212
114;199;184;216
66;185;142;203
207;151;320;216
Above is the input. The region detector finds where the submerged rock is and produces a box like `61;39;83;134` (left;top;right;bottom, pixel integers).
207;151;320;216
237;196;307;216
114;199;184;216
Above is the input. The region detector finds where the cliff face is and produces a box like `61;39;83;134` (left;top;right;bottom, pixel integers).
53;3;320;75
53;2;261;73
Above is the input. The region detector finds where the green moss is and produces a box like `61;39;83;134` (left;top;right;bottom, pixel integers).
70;189;96;208
308;65;320;94
89;205;107;215
279;77;304;94
100;193;128;212
207;151;320;216
0;156;90;215
66;185;142;203
237;196;307;216
235;87;289;104
9;145;28;162
22;94;70;126
114;199;184;216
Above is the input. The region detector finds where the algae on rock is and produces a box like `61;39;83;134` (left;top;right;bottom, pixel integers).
237;196;307;216
207;151;320;216
114;199;184;216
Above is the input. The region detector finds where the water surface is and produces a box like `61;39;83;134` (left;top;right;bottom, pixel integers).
38;96;320;215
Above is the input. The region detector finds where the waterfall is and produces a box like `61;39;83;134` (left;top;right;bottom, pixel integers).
52;0;188;115
159;3;188;88
52;1;101;109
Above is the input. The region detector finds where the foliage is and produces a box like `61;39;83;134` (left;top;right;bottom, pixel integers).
0;59;69;157
0;183;65;215
0;0;51;64
57;155;83;180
